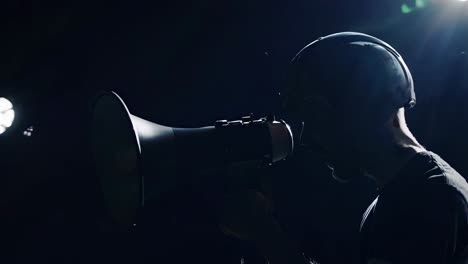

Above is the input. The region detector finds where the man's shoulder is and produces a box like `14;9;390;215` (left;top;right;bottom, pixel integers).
360;152;468;263
422;151;468;204
360;196;379;231
400;151;468;230
361;151;468;228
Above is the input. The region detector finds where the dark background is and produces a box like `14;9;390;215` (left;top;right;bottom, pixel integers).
1;0;467;263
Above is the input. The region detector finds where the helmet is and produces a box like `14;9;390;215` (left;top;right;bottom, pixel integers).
283;32;416;183
283;32;416;127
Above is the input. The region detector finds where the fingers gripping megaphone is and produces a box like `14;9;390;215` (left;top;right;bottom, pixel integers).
92;91;293;229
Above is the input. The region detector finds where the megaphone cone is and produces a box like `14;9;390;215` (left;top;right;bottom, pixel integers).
92;91;293;229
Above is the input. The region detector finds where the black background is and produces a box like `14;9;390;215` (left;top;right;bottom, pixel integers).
1;0;467;263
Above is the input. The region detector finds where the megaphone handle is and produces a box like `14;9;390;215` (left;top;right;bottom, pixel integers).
214;118;274;164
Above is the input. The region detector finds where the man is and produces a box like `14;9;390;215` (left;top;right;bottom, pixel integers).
220;32;468;264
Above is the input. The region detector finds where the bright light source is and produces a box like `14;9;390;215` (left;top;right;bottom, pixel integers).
401;4;413;14
0;97;15;135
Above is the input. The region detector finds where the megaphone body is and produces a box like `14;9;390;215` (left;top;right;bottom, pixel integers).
92;92;293;229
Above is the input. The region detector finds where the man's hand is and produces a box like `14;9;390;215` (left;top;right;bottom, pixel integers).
218;189;309;264
218;189;274;241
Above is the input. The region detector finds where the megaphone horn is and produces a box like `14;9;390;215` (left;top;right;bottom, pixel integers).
92;91;293;229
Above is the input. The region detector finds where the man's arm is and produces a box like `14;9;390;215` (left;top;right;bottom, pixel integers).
252;213;312;264
218;190;311;264
388;185;465;264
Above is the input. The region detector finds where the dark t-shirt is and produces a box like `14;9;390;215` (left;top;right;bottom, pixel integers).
360;151;468;264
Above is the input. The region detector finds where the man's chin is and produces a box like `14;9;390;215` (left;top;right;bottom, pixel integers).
327;163;362;183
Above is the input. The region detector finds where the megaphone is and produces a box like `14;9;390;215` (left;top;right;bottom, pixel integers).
92;91;293;229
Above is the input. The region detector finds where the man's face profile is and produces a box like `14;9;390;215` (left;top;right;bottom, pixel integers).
299;93;366;182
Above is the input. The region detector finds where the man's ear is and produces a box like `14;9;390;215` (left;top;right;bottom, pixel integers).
299;120;319;147
298;95;335;146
